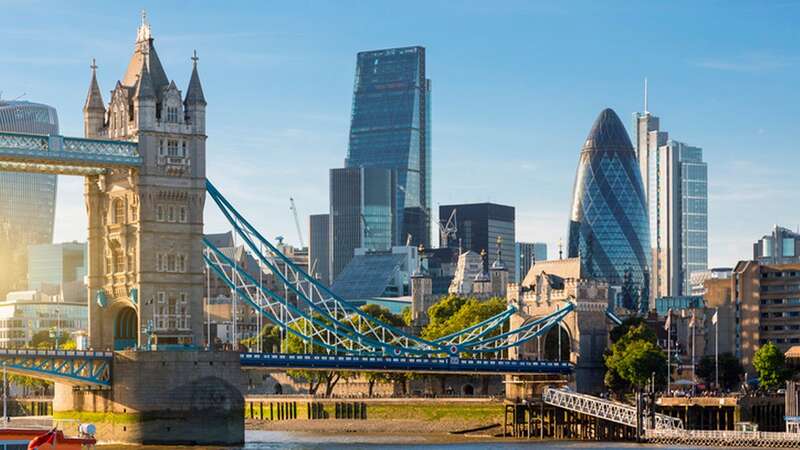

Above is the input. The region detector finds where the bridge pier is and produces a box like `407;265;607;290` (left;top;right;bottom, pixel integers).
54;350;244;445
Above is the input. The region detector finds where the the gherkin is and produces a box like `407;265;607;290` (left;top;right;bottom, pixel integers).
567;108;651;291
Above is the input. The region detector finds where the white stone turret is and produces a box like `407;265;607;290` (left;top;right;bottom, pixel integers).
83;59;105;138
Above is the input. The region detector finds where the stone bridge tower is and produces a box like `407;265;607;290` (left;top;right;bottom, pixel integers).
82;15;207;349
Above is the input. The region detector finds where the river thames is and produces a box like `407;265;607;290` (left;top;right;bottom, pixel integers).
233;431;756;449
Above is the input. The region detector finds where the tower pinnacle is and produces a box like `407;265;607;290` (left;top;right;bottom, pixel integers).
137;9;152;42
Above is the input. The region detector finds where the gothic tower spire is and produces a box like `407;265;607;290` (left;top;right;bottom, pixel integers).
83;58;105;138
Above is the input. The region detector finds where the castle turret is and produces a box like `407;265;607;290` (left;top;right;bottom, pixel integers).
184;50;206;135
490;236;508;297
133;63;156;130
83;59;105;138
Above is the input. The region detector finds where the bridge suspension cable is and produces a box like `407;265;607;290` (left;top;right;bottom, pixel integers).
206;179;572;357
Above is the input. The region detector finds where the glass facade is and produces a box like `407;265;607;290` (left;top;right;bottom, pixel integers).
676;142;708;294
568;108;651;291
27;242;87;291
439;203;516;278
0;101;59;299
754;225;800;264
345;46;431;247
515;242;547;283
329;167;397;282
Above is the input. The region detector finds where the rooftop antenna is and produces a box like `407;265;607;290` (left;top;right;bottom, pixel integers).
644;77;649;114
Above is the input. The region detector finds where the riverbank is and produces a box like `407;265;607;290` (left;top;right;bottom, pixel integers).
245;399;506;435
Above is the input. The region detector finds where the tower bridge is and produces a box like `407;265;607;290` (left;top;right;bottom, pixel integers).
0;16;585;445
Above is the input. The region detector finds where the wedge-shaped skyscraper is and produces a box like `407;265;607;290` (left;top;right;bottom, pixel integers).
568;108;651;293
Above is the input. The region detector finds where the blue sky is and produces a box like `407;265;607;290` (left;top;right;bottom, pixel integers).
1;1;798;267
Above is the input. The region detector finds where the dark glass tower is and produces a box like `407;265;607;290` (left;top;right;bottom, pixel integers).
345;46;431;247
568;108;651;291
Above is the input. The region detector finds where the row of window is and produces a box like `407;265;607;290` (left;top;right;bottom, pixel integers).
156;253;188;273
759;338;800;345
159;139;188;157
761;271;800;278
154;292;191;330
760;298;800;305
760;311;800;318
156;204;188;223
761;324;800;331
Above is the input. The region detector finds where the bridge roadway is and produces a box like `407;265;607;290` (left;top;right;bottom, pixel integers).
0;349;572;387
240;352;573;375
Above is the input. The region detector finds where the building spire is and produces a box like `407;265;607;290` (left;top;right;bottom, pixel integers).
84;58;105;112
137;9;152;42
185;49;206;106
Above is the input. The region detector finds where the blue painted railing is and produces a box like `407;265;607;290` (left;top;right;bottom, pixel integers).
0;349;112;387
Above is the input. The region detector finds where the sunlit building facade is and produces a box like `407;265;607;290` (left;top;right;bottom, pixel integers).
345;46;432;247
0;101;59;299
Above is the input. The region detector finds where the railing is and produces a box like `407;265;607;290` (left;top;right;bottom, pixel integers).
0;131;141;174
646;428;800;446
542;387;683;430
241;352;573;375
0;348;112;386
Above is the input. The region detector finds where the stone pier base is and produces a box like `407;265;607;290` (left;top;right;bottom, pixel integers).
54;350;244;445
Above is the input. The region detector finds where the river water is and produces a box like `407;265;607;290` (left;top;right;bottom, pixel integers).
238;431;752;449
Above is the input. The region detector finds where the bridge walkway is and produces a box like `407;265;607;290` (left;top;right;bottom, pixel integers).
542;387;683;431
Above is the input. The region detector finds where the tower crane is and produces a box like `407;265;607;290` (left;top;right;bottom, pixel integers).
289;197;305;248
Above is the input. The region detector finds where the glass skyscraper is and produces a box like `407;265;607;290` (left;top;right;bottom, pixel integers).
345;46;431;247
0;101;59;298
635;108;708;299
329;167;397;282
568;108;651;294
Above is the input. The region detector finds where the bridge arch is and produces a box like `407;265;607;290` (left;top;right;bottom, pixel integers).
114;306;138;350
543;323;571;361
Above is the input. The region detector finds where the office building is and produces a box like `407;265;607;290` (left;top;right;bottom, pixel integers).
634;107;708;301
344;46;431;247
729;260;800;371
27;242;87;291
689;267;732;296
0;100;60;299
308;214;330;285
329;167;397;282
331;246;416;304
0;290;87;348
439;203;515;280
568;108;651;298
515;242;547;283
753;225;800;264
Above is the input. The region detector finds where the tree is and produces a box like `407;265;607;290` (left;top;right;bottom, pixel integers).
241;324;281;352
605;324;665;396
753;342;788;391
422;297;506;342
609;317;651;344
696;353;744;390
606;339;667;388
401;306;412;327
283;316;353;397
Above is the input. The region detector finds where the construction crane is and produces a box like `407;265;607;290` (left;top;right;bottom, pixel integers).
289;197;305;248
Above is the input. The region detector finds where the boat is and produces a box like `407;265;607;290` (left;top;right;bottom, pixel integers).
0;424;96;450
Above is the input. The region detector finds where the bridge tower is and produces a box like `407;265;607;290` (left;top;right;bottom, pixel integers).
82;14;207;349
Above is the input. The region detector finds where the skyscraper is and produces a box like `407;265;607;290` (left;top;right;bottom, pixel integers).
345;46;431;247
329;167;397;282
635;107;708;299
0;100;59;299
308;214;331;285
753;225;800;264
515;242;547;282
439;203;515;279
568;108;651;295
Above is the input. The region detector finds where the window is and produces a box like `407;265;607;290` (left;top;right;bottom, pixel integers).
156;254;163;272
783;238;796;257
181;141;187;157
177;254;186;273
159;140;165;156
156;205;164;222
113;199;125;224
112;244;125;273
168;140;178;156
167;254;176;272
168;206;175;222
167;107;178;123
179;206;187;223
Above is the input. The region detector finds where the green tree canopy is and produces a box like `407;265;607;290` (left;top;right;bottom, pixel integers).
359;304;405;328
753;342;788;390
421;296;506;341
605;324;666;392
609;317;652;344
696;353;744;390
